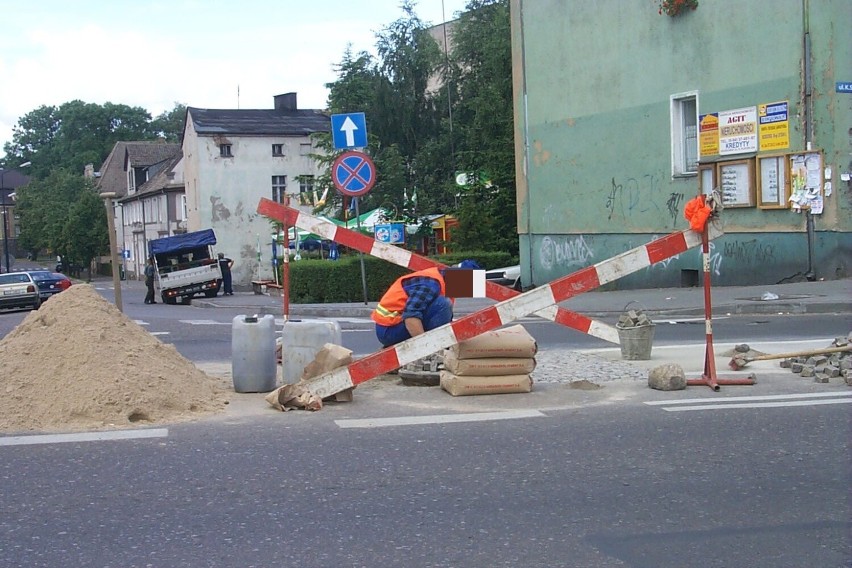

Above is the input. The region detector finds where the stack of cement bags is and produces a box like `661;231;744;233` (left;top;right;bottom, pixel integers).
440;324;537;396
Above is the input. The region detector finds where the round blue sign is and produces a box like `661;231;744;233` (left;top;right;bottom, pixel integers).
332;151;376;197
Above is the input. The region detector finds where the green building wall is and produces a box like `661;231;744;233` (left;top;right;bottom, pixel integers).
511;0;851;289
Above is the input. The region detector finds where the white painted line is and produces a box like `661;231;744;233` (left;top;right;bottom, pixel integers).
336;410;545;429
133;320;148;325
0;428;169;447
150;332;169;336
645;392;852;406
179;319;229;325
661;399;852;412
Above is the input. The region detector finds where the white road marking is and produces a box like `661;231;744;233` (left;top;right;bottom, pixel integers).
150;332;169;336
179;319;230;325
335;409;545;429
660;399;852;412
0;428;169;447
644;392;852;405
645;392;852;412
133;320;148;325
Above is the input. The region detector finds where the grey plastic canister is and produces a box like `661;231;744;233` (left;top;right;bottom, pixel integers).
231;314;277;393
280;319;342;384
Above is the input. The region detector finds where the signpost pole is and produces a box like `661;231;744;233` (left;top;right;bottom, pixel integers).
354;197;369;305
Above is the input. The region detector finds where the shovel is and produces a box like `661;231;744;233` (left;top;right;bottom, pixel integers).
728;345;851;370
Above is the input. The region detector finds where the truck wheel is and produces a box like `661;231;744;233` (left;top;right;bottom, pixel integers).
204;289;218;298
181;296;192;305
164;295;177;305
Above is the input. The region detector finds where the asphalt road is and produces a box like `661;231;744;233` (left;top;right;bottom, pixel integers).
0;284;850;567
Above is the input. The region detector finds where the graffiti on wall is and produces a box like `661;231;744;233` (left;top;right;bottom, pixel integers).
666;192;685;224
539;235;595;271
604;174;665;221
723;239;776;265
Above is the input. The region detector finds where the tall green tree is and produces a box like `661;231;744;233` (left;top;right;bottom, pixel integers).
151;102;188;143
14;169;107;273
444;0;516;255
3;100;155;178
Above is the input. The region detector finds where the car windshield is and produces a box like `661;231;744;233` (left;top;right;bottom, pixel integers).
0;274;31;284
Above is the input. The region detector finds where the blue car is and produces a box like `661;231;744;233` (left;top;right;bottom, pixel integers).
27;270;73;300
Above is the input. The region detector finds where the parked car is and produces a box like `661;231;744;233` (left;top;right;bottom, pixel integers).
485;264;522;291
0;271;41;311
27;270;72;300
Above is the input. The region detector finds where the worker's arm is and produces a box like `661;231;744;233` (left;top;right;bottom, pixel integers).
404;317;425;338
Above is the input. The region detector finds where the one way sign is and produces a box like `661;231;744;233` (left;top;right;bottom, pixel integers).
330;112;368;149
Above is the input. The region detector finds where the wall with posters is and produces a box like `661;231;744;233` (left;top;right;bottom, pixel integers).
511;0;850;288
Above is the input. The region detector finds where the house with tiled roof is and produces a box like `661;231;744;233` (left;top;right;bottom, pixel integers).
182;92;330;286
97;141;182;279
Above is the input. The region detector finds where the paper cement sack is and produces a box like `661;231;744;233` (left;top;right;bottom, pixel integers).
300;343;353;381
440;370;533;397
443;350;536;376
449;324;537;359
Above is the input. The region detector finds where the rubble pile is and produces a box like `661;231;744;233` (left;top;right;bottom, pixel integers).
779;335;852;385
440;324;536;396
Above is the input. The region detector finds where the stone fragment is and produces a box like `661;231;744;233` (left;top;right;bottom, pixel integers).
826;365;841;378
790;362;804;374
813;374;829;384
648;364;686;391
800;366;815;377
779;358;792;368
841;359;852;371
734;344;751;353
846;374;852;387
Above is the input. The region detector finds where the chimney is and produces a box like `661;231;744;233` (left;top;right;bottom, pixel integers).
84;163;96;178
273;92;297;112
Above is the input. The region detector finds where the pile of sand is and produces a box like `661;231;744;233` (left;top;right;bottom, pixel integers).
0;284;231;434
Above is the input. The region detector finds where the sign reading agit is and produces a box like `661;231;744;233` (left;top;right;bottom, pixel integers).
718;106;757;155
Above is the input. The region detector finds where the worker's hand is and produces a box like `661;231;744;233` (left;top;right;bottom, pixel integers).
404;317;425;338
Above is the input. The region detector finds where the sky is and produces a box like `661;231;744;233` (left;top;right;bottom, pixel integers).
0;0;469;158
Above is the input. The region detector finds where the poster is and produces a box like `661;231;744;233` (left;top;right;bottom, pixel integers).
699;113;719;156
719;106;758;155
758;101;789;151
789;152;823;214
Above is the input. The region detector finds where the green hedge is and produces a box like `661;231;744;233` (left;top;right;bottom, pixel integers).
278;251;516;303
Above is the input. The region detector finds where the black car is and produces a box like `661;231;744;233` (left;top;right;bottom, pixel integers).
27;270;73;300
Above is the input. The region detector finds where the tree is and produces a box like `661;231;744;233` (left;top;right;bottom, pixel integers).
14;169;106;274
3;101;155;178
151;103;188;143
443;0;517;254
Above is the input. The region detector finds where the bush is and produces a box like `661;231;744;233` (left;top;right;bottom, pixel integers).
278;251;517;303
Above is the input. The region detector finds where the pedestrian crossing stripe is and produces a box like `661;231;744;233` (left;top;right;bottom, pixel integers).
645;391;852;412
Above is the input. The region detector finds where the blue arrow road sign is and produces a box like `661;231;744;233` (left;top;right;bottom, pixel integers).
332;151;376;197
330;112;368;149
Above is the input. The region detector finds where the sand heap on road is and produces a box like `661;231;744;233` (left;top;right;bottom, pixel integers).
0;284;230;434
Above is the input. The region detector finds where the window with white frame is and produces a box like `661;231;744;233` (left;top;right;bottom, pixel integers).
670;92;698;176
272;175;287;203
179;194;187;221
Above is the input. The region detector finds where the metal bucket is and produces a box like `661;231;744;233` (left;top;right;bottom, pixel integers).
616;323;656;360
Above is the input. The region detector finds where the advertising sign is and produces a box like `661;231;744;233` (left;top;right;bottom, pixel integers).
699;113;719;157
719;106;757;155
374;223;405;244
758;101;789;151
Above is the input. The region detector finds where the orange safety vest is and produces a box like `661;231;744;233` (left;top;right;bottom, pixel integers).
371;267;446;326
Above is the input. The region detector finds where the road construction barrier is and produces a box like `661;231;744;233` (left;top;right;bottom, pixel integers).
258;194;722;400
257;199;619;344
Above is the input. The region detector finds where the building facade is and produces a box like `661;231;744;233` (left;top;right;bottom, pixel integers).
510;0;851;288
182;93;329;286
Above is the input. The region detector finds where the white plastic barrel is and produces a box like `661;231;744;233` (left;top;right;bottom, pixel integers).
280;319;342;384
231;314;277;393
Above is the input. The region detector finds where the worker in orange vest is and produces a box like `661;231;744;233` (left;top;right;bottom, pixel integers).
371;260;480;347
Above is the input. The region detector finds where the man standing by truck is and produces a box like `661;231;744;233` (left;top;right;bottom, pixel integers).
218;252;234;295
144;256;156;304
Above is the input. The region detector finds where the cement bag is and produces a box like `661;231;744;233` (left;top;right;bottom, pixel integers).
440;370;533;397
300;343;353;380
449;324;537;359
443;350;536;376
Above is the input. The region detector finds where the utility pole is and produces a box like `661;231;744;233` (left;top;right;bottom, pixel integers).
100;192;123;312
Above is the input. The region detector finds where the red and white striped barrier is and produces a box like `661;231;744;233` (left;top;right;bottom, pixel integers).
257;198;618;344
259;195;722;399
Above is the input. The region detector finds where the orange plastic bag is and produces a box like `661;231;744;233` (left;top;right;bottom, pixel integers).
683;195;712;231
